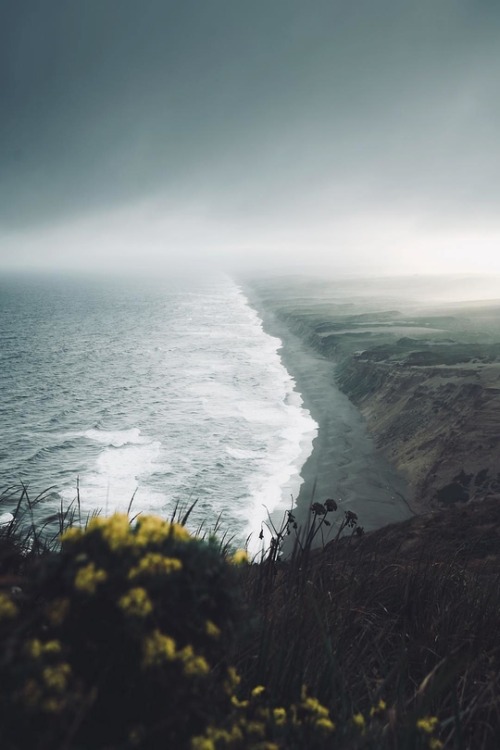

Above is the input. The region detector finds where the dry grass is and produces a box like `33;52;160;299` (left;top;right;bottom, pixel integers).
236;502;500;748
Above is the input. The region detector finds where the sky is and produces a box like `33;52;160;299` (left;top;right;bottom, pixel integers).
1;0;500;276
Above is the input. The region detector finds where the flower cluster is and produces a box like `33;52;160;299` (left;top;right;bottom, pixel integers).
0;591;18;621
191;683;336;750
417;716;443;750
74;562;108;594
0;512;245;749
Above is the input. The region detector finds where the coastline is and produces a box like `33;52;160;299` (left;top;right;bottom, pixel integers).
243;275;500;524
243;284;413;536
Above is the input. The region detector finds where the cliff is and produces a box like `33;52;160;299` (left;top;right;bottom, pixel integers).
246;276;500;514
337;353;500;510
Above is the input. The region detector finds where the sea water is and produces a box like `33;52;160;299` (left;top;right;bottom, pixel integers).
0;273;317;549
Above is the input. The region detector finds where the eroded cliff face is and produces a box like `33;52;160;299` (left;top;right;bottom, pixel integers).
246;277;500;514
336;356;500;511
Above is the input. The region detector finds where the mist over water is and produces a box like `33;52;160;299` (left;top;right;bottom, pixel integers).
0;273;317;549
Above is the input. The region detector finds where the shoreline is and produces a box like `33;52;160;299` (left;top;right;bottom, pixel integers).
243;274;500;522
243;285;413;536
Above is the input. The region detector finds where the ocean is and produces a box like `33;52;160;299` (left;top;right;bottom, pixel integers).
0;273;318;550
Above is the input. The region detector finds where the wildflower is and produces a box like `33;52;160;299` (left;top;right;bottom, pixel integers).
42;663;71;692
311;502;327;515
429;740;443;750
42;697;65;713
129;553;182;579
179;644;210;676
224;666;241;692
205;619;221;639
231;695;249;708
0;591;18;621
273;707;287;725
369;699;387;717
184;655;210;676
191;738;216;750
300;687;329;719
25;639;62;659
417;717;439;734
230;549;249;565
246;721;265;738
74;563;108;594
352;712;366;729
251;685;266;698
60;526;83;544
25;639;43;659
142;629;176;667
45;598;70;626
345;510;358;526
118;587;153;618
90;513;132;550
169;522;191;541
43;640;62;654
316;717;336;732
135;515;190;546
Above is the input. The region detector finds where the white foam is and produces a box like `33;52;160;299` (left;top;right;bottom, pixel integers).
61;433;166;515
31;275;318;549
84;427;149;447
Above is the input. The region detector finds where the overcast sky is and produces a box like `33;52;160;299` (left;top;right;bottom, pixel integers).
1;0;500;275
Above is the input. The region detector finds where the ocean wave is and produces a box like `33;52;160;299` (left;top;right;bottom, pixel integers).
83;427;151;447
1;274;318;548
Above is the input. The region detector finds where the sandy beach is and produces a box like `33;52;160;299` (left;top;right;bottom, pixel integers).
244;275;500;536
244;280;414;536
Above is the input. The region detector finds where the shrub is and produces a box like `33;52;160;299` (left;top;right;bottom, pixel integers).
0;513;246;749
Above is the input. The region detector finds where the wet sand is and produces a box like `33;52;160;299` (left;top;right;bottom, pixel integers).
244;274;500;530
244;284;414;535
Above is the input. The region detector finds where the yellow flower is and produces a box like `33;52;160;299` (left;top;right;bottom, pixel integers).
184;655;209;676
179;644;210;676
273;707;287;725
417;716;439;734
135;515;191;546
142;629;177;667
96;513;133;550
230;549;249;565
231;695;249;708
169;522;191;542
352;712;366;729
429;740;443;750
316;717;336;732
0;592;18;621
42;697;65;713
25;639;62;659
129;553;182;579
60;526;83;544
118;587;153;618
45;598;70;626
74;563;108;594
246;721;265;738
302;696;329;719
191;739;216;750
205;619;221;639
370;699;387;717
42;663;71;692
224;666;241;693
251;685;266;698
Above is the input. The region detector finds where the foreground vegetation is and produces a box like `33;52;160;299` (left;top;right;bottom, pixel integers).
1;488;499;749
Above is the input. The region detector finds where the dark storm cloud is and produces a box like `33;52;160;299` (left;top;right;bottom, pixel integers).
1;0;500;271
